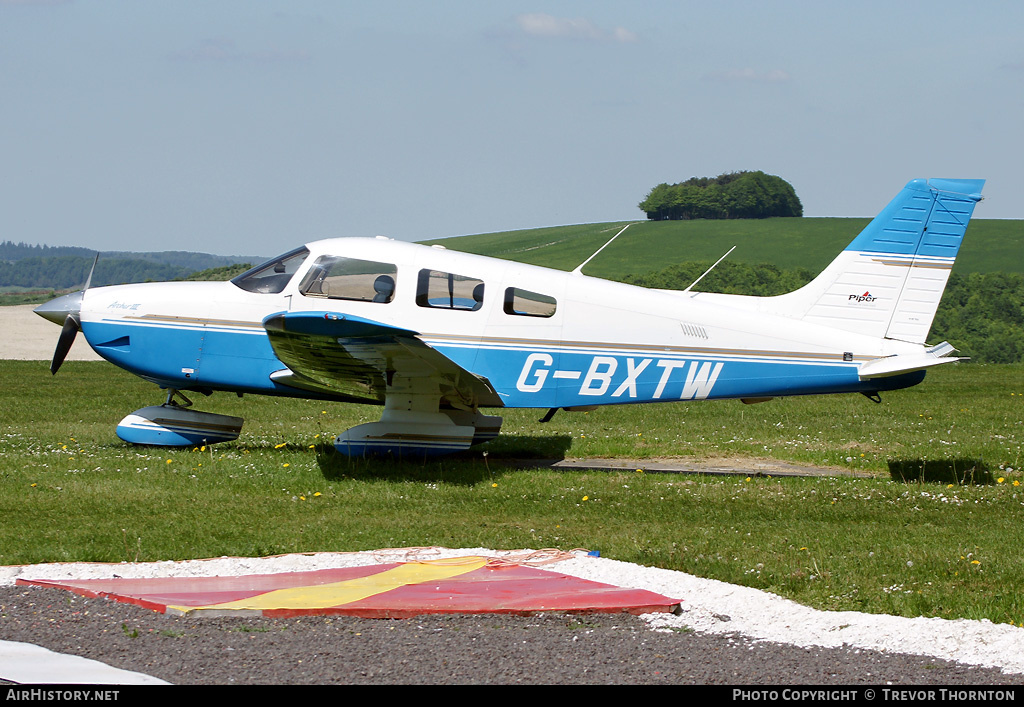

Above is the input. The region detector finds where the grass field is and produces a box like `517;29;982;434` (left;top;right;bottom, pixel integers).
426;218;1024;279
2;360;1022;625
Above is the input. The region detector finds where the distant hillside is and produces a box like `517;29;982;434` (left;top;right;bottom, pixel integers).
179;263;253;281
0;242;96;261
0;261;255;306
0;242;264;290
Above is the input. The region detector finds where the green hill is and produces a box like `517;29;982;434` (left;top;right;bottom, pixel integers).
426;218;1024;279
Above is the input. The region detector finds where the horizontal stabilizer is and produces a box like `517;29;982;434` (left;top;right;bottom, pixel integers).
858;341;961;379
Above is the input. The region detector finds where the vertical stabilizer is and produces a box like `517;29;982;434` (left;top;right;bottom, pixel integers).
771;178;984;344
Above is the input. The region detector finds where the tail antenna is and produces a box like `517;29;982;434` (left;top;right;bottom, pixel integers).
683;246;736;293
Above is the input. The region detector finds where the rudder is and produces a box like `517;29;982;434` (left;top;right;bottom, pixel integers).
771;178;984;344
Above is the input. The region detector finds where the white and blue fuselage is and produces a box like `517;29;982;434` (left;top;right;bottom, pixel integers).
76;240;917;406
37;178;985;454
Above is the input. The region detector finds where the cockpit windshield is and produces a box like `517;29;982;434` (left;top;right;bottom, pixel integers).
230;247;310;294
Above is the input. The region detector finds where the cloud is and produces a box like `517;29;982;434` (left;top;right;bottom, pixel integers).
611;26;639;43
707;68;791;83
514;13;637;43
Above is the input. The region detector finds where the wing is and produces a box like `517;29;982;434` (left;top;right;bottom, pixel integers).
263;311;502;408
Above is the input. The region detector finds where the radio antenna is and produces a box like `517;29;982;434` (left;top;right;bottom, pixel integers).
572;223;637;275
683;245;736;293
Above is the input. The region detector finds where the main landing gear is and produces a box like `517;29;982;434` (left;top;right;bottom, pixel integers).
333;377;502;457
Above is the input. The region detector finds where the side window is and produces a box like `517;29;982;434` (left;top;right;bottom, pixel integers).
416;269;484;311
299;256;397;303
231;247;310;294
504;287;556;318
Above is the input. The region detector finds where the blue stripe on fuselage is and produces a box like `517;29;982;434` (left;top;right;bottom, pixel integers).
433;344;925;407
82;319;924;405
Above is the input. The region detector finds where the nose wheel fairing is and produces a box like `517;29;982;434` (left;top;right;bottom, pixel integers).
116;405;244;446
116;391;244;446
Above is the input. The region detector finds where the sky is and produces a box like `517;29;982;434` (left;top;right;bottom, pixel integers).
2;1;1022;257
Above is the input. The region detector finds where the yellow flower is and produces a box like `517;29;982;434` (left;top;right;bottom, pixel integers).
283;463;290;468
582;496;589;501
971;560;981;565
275;442;287;449
313;492;321;497
491;483;497;488
998;477;1005;484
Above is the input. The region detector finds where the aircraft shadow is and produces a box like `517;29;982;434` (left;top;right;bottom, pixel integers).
887;457;993;485
314;434;574;484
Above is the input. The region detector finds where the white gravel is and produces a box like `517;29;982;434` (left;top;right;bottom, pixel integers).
4;547;1023;676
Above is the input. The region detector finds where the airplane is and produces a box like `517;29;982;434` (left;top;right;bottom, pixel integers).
34;177;985;457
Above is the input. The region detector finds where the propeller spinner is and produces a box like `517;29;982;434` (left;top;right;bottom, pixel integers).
33;254;98;375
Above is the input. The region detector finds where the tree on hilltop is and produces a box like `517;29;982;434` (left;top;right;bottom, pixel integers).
638;171;802;220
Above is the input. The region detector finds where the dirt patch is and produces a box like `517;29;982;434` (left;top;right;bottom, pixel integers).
511;455;868;478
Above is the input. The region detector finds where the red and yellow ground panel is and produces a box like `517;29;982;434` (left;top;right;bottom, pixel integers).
17;556;681;618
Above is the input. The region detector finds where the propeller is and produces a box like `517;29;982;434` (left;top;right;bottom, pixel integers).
34;254;98;375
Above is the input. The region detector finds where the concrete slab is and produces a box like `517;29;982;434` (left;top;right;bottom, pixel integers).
0;640;170;685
